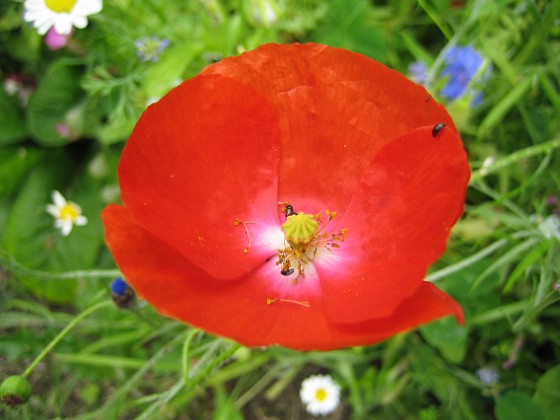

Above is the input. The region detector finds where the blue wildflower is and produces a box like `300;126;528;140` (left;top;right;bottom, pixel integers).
111;277;128;296
110;277;136;308
408;61;428;85
476;367;499;386
135;37;170;63
441;45;488;106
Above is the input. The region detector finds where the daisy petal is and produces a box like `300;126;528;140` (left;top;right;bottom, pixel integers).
75;0;103;15
52;190;66;207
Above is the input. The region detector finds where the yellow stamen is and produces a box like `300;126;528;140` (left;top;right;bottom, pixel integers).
59;203;79;221
266;297;310;307
234;219;255;253
45;0;78;13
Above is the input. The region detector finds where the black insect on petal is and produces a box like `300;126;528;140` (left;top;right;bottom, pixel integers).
432;123;446;137
280;268;295;276
284;204;295;218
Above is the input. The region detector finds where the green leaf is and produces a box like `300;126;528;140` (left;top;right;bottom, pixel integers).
504;240;549;292
143;43;204;100
420;317;468;363
95;117;136;146
0;87;26;146
5;152;105;303
27;59;83;147
443;259;501;298
0;147;46;249
311;0;386;61
496;390;545;420
534;364;560;420
213;384;244;420
0;147;46;198
478;77;532;138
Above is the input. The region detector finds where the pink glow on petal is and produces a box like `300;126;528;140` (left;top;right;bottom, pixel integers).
258;257;323;301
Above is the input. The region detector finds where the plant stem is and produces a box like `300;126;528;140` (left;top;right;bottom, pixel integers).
469;299;528;326
426;238;509;282
23;300;113;378
182;328;201;382
470;137;560;183
0;250;121;280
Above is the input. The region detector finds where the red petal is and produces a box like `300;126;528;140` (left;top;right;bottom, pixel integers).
318;125;470;324
202;43;457;213
118;74;281;280
103;204;463;350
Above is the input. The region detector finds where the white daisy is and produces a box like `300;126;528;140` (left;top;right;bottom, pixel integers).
46;190;88;236
300;374;341;416
23;0;103;35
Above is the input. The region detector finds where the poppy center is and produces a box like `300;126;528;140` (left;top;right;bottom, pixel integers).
45;0;77;13
276;205;347;281
59;203;80;221
281;212;318;246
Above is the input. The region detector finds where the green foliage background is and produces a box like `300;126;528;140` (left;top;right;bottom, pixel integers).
1;0;559;418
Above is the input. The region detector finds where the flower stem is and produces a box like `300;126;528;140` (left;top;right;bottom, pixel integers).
426;238;509;282
182;328;201;382
137;339;240;420
469;137;560;183
188;342;241;388
468;299;529;326
22;300;113;378
0;250;121;280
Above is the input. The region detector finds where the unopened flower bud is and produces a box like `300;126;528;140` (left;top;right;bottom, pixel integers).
110;278;136;309
0;375;32;407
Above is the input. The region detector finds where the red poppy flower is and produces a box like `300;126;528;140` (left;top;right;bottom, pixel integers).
102;43;470;351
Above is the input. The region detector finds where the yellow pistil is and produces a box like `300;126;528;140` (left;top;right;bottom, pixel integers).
45;0;77;13
281;212;318;246
59;203;80;221
315;388;327;401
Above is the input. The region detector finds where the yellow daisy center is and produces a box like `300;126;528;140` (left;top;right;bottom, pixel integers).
315;388;327;401
45;0;77;13
59;203;80;221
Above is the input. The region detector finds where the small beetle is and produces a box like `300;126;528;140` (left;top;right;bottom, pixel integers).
284;204;295;217
432;122;446;137
281;268;295;276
